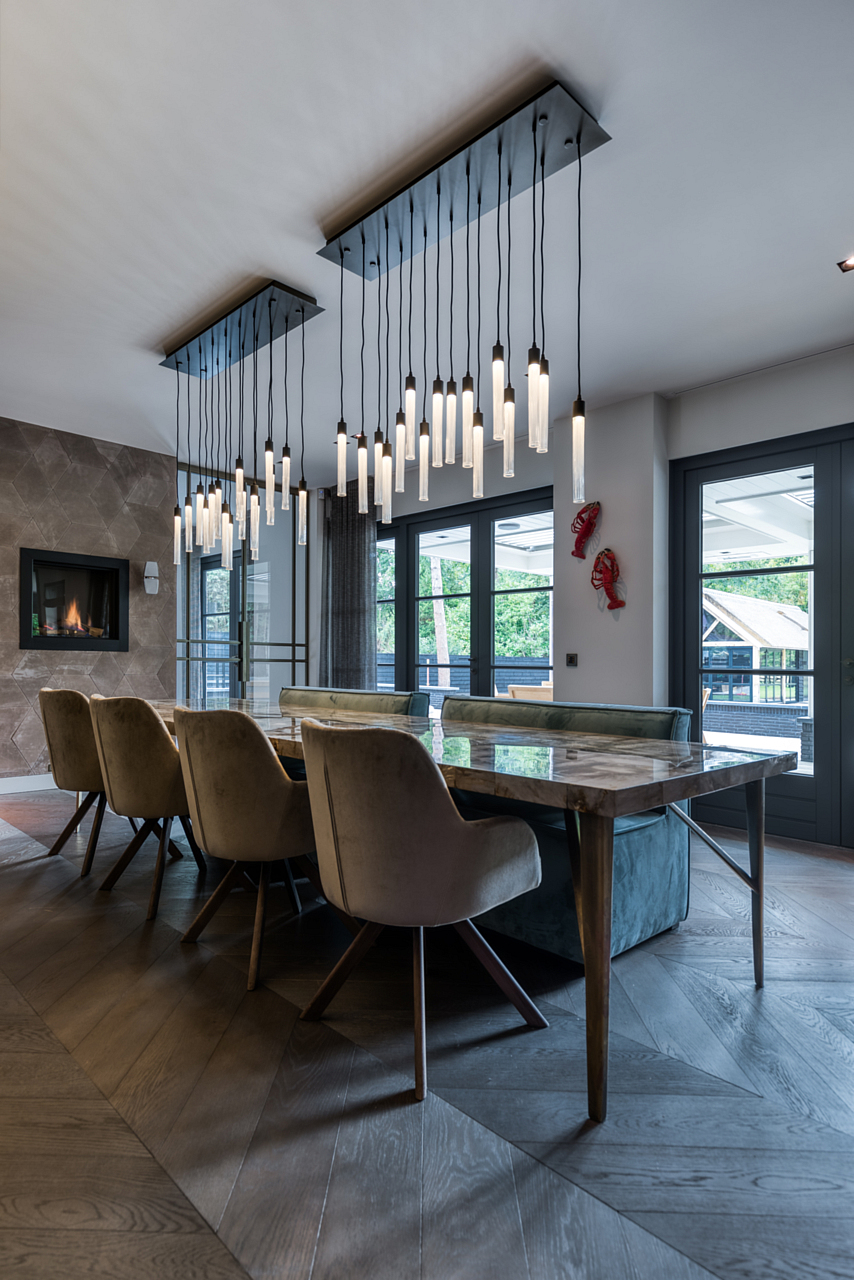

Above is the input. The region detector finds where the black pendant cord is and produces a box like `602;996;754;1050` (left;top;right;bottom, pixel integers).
203;346;209;486
197;340;203;484
540;148;547;357
398;236;404;407
360;235;366;437
576;136;582;401
185;346;191;499
237;316;244;463
422;222;428;418
448;204;454;381
174;357;181;503
252;308;259;480
408;201;414;377
283;315;290;447
465;163;471;376
506;168;512;371
299;311;306;482
226;322;232;504
435;183;441;378
385;219;391;440
268;298;274;446
476;189;482;409
376;249;382;432
338;247;345;422
495;141;502;343
531;122;538;348
216;342;221;485
211;333;216;482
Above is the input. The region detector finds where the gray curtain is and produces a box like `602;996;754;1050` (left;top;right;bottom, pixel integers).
319;477;377;689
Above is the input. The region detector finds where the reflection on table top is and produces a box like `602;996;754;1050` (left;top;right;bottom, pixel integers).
152;698;797;819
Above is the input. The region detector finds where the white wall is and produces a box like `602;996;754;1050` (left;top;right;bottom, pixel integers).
389;432;553;518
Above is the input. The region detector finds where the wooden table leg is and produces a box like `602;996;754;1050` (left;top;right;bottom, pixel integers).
745;778;765;989
577;812;614;1123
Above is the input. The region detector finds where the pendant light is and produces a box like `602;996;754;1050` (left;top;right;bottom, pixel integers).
374;249;384;502
404;201;416;459
382;218;394;523
250;307;260;560
445;203;457;464
214;351;223;539
473;187;484;498
221;327;233;570
572;135;585;503
235;317;246;540
492;140;505;441
538;145;550;454
419;219;430;502
357;237;369;514
336;248;347;496
298;310;308;545
173;357;182;565
503;166;515;478
265;299;275;525
527;121;541;450
431;183;444;468
282;314;291;509
462;166;474;469
382;440;393;522
183;346;193;552
209;334;220;544
221;502;233;569
395;235;406;492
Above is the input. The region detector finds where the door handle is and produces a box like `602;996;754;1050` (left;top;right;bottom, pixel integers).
844;658;854;667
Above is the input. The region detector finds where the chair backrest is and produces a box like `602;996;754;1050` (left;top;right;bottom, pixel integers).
279;685;429;717
301;718;484;925
173;707;314;862
38;688;103;793
441;695;691;742
89;695;188;819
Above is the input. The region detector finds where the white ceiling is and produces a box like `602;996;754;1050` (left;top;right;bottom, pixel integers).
2;0;854;490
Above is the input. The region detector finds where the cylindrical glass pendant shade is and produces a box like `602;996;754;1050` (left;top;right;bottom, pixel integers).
374;429;384;504
572;397;585;503
503;385;515;478
357;434;368;513
419;420;430;502
472;411;484;499
184;495;193;552
395;411;405;492
195;485;204;546
208;484;218;545
297;480;308;546
537;357;550;453
405;375;416;459
249;484;260;559
461;375;473;468
431;379;444;467
265;441;275;524
221;504;232;570
336;421;347;497
173;506;182;566
527;346;540;449
235;456;244;522
492;344;505;440
381;441;393;524
214;482;223;537
281;445;291;509
201;498;211;554
445;378;457;464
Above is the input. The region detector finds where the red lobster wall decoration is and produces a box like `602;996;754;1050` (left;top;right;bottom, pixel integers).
570;501;600;559
591;548;625;609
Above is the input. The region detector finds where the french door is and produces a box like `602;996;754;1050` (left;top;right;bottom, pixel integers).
671;424;854;847
380;488;554;714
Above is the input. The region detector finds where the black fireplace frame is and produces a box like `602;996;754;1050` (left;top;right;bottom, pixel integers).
20;547;130;652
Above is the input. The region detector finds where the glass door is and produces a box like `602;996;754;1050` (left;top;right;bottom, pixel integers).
416;524;472;713
492;511;554;697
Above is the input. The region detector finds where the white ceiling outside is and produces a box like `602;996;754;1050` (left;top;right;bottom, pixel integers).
1;1;853;490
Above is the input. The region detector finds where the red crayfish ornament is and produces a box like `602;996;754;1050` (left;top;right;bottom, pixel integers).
570;501;601;559
591;548;625;610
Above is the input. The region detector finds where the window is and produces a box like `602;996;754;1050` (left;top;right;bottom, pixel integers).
376;537;395;690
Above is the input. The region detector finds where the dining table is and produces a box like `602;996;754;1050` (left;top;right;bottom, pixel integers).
155;696;797;1122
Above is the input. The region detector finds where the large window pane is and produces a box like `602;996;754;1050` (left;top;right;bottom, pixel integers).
494;512;554;588
493;512;553;697
701;574;812;668
419;598;471;660
703;676;813;773
418;526;471;596
702;466;813;569
377;536;395;689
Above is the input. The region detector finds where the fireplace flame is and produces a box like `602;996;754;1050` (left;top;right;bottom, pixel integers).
64;598;89;633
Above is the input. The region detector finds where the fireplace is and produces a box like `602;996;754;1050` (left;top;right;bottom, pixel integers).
20;548;129;652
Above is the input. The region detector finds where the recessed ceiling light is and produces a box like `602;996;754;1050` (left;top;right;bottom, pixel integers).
498;521;521;531
837;255;854;273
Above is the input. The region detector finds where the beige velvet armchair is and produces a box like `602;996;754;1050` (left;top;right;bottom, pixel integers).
39;688;108;876
174;706;327;990
89;695;206;919
300;718;548;1100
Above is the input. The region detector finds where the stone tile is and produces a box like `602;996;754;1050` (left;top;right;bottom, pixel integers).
0;577;18;618
30;497;71;550
94;439;124;464
127;471;173;509
0;706;28;742
12;708;47;766
0;420;33;465
126;501;172;540
31;433;71;488
57;491;105;530
0;739;28;777
46;671;98;699
0;680;29;713
13;653;56;682
54;431;107;469
16;422;50;453
60;524;109;556
0;482;28;521
12;457;54;508
0;547;18;577
105;507;140;547
157;657;177;697
89;473;125;524
89;653;124;696
106;447;141;500
125;672;168;700
127;647;171;677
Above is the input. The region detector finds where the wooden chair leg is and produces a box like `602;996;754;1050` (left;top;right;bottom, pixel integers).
178;814;207;874
283;859;302;916
247;863;271;991
80;793;107;879
127;817;139;835
99;819;156;891
151;820;184;860
182;862;243;943
47;790;98;857
147;817;172;921
453;919;549;1029
292;855;362;936
301;921;385;1021
413;926;427;1101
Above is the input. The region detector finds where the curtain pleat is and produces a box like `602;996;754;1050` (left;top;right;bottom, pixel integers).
320;478;377;689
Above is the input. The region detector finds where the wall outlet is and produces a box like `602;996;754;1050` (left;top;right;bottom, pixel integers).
566;653;578;667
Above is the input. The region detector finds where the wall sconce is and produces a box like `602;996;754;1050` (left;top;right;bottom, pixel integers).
143;562;160;595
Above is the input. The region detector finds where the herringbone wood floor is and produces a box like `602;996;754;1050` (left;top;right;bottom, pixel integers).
0;789;852;1279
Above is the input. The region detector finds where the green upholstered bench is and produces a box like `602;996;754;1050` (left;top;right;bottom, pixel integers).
441;695;692;965
278;686;429;781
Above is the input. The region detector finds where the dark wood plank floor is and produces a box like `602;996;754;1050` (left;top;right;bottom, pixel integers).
1;790;852;1279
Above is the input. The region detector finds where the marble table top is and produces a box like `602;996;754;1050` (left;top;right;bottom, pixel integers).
154;698;797;820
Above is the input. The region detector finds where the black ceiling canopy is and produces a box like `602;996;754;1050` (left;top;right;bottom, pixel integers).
317;79;610;281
